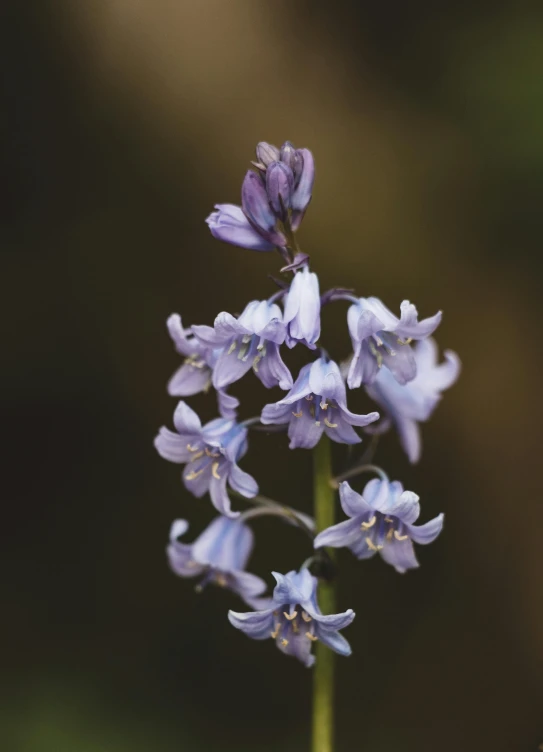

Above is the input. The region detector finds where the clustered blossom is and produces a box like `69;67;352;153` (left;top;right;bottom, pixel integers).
229;568;354;667
168;516;268;606
261;357;379;449
155;139;460;670
314;480;444;573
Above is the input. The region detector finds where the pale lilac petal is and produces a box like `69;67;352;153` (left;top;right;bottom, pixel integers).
290;148;315;230
380;346;417;386
324;414;362;445
347;342;380;388
363;297;400;331
209;473;239;518
260;401;293;425
217;390;239;419
337;403;380;428
405;513;444;544
191;324;228;347
206;203;276;251
167;541;205;577
308;609;355;632
315;628;352;657
212;348;254;389
386;490;420;523
168;363;211;396
380;538;419;573
166;314;198;357
228;463;258;498
349;536;379;560
254;343;293;390
396;302;442;340
154;427;194;463
173;401;202;435
277;630;315;667
272;569;315;604
229;571;268;604
192;516;253;570
271;363;312;405
228;608;275;639
396;416;422;464
314;517;362;549
288;409;324;449
182;463;211;498
339;482;373;518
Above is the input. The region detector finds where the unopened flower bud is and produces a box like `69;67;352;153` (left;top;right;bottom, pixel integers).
256;142;280;167
266;161;294;220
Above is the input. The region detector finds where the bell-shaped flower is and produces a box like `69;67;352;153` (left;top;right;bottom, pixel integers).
347;297;442;388
314;479;444;574
154;402;258;518
228;568;355;667
261;357;379;449
206;203;278;253
167;517;267;606
283;266;321;349
166;314;239;419
192;299;293;391
366;337;461;463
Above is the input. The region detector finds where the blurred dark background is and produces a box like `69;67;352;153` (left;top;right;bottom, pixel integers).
2;1;542;750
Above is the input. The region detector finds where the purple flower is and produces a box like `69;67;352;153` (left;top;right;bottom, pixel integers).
283;266;321;348
228;568;355;667
366;337;461;463
314;479;444;574
206;204;278;253
347;297;442;387
154;402;258;518
206;141;315;252
261;357;379;449
166;314;239;419
167;517;267;606
192;299;293;391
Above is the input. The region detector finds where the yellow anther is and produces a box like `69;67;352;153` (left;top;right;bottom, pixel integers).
292;411;303;418
242;334;252;344
397;337;413;346
257;342;265;351
185;469;204;481
374;336;383;347
315;421;321;426
324;418;338;428
271;626;280;639
320;401;328;410
205;447;220;457
281;638;289;647
215;575;227;587
366;537;383;551
386;528;394;542
394;531;409;541
186;444;200;452
384;516;394;523
305;394;313;401
211;462;221;480
305;632;318;642
301;612;312;623
284;611;298;621
361;516;376;530
227;341;237;355
190;450;205;461
252;356;261;372
292;621;299;634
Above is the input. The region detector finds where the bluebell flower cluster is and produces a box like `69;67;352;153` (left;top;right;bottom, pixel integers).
155;140;460;667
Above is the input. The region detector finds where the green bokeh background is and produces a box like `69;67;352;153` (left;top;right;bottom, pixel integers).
3;2;542;750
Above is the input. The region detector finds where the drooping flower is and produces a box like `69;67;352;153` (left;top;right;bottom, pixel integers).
206;141;315;252
167;517;267;606
154;402;257;518
366;338;460;463
166;314;239;419
347;297;442;387
228;568;354;667
283;265;321;348
261;357;379;449
314;479;444;573
191;299;293;391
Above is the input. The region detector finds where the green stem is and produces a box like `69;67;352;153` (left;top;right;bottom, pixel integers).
312;436;336;752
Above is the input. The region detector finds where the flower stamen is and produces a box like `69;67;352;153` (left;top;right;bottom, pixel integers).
211;462;221;480
301;612;312;623
361;516;376;530
284;611;298;620
324;417;338;428
305;632;318;642
394;531;409;541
